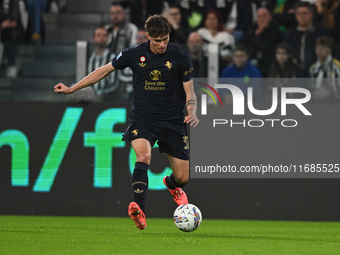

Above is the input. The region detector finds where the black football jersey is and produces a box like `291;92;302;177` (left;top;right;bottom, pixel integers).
111;41;194;120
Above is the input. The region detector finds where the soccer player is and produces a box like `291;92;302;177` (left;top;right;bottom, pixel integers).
54;14;199;230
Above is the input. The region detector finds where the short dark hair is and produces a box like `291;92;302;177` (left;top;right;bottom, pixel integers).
144;14;171;38
233;45;249;56
316;36;334;49
275;42;292;55
295;1;313;12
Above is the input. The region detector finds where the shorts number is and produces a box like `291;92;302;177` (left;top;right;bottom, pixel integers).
183;136;189;150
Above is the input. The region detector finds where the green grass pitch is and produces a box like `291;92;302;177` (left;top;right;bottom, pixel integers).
0;216;339;255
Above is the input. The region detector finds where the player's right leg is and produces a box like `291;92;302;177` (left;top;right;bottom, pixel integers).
163;155;189;206
128;138;152;230
158;119;190;206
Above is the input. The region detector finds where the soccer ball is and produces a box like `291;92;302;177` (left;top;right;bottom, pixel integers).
173;203;202;232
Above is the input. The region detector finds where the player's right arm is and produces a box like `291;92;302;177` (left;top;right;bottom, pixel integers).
53;63;115;94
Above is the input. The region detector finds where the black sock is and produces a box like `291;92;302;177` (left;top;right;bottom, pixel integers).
165;175;176;190
132;162;149;214
166;173;187;189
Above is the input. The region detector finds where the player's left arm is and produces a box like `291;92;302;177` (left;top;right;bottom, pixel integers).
183;79;199;127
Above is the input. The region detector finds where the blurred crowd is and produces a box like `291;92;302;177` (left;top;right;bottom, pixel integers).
1;0;339;102
0;0;66;43
0;0;66;77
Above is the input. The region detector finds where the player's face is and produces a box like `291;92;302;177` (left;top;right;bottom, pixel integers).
147;33;170;54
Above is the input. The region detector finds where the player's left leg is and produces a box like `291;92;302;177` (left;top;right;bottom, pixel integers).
128;138;152;230
131;138;152;213
163;155;189;205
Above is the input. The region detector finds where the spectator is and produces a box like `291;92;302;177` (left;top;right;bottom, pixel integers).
265;43;307;101
245;7;283;77
130;0;165;29
187;32;207;77
25;0;59;43
315;0;340;59
197;9;235;70
315;0;339;33
309;36;340;102
265;0;296;32
166;4;191;49
220;45;262;102
105;2;138;54
269;43;307;78
70;27;133;102
211;0;260;43
284;2;329;71
0;0;24;77
88;28;117;98
179;0;208;30
136;29;148;44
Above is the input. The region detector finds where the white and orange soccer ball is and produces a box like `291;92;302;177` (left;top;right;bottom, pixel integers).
173;203;202;232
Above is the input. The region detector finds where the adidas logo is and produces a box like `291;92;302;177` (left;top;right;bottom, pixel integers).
134;188;144;194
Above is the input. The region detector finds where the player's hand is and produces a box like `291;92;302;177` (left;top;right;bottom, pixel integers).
184;112;199;128
54;83;73;94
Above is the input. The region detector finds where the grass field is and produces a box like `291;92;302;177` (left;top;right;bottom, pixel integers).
0;216;339;255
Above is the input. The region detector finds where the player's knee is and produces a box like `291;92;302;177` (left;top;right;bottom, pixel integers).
176;174;189;184
136;153;151;165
